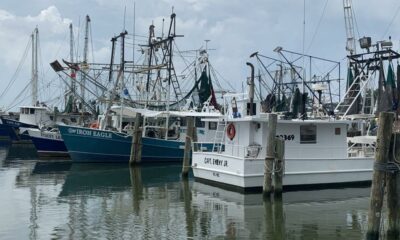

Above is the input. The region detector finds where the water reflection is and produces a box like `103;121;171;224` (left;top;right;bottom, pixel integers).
6;142;38;160
0;154;373;239
191;182;371;239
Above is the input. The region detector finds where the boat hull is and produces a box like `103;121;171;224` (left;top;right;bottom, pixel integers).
0;117;37;141
29;135;69;159
58;125;212;163
192;152;374;189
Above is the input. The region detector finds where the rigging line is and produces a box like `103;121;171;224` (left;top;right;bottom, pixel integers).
209;64;235;91
381;3;400;39
6;83;31;111
173;41;192;71
306;0;329;53
209;65;223;91
302;0;306;76
0;36;32;100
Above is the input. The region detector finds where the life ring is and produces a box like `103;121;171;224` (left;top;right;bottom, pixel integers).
226;123;236;140
89;121;99;129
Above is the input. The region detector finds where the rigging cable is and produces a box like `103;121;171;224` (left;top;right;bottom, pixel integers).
5;83;31;111
381;3;400;39
0;37;31;101
209;64;235;92
306;0;329;53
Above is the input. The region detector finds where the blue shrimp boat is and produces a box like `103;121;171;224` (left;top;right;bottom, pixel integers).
57;103;221;163
58;124;213;163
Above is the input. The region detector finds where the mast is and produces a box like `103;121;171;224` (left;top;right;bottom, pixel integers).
108;37;117;83
81;15;91;112
119;27;126;132
31;27;39;106
246;62;255;116
69;23;76;111
343;0;357;56
103;31;127;129
164;12;176;140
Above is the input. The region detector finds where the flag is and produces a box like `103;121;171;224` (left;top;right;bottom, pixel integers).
123;88;130;97
387;63;397;110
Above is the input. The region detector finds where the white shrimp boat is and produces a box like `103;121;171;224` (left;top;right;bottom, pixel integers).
192;93;376;190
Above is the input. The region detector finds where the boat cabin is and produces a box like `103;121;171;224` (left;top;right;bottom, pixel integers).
202;93;366;160
19;106;51;126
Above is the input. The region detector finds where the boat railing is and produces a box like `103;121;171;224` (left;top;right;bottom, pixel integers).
192;142;214;152
193;142;263;159
347;143;376;158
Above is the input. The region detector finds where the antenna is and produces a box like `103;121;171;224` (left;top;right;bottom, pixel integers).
162;18;165;38
133;1;136;78
123;5;126;31
205;39;210;51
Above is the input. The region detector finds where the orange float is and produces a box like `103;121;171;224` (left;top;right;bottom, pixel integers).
226;123;236;140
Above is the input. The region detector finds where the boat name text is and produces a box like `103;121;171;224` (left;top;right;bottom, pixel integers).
204;157;228;167
276;134;295;141
68;128;112;139
42;133;62;140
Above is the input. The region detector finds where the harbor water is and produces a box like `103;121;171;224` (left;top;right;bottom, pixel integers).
0;145;379;239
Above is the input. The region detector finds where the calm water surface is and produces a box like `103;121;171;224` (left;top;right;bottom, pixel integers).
0;146;378;239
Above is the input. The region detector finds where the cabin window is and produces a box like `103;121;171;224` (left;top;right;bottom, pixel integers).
180;118;186;127
30;108;35;114
246;102;256;116
335;127;341;135
195;117;205;128
209;122;217;130
300;124;316;144
70;118;77;123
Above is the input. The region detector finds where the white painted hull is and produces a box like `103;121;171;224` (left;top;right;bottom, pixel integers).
192;152;374;189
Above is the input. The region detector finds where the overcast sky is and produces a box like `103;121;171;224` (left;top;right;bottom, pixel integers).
0;0;400;110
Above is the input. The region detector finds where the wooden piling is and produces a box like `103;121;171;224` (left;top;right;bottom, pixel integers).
387;132;400;239
182;116;194;178
129;113;143;166
264;196;275;238
367;112;394;240
182;179;194;238
274;138;285;198
273;197;285;239
129;166;143;214
263;113;277;198
192;120;198;152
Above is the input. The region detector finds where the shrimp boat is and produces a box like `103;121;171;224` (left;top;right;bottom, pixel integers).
56;12;226;163
192;62;376;190
27;128;69;158
192;93;375;189
58;106;221;163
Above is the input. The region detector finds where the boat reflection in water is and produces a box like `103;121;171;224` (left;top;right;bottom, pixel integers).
58;163;370;239
191;182;371;239
1;158;372;239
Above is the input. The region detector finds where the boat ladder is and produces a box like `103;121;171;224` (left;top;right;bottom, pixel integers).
334;73;373;118
212;119;227;153
169;66;183;102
